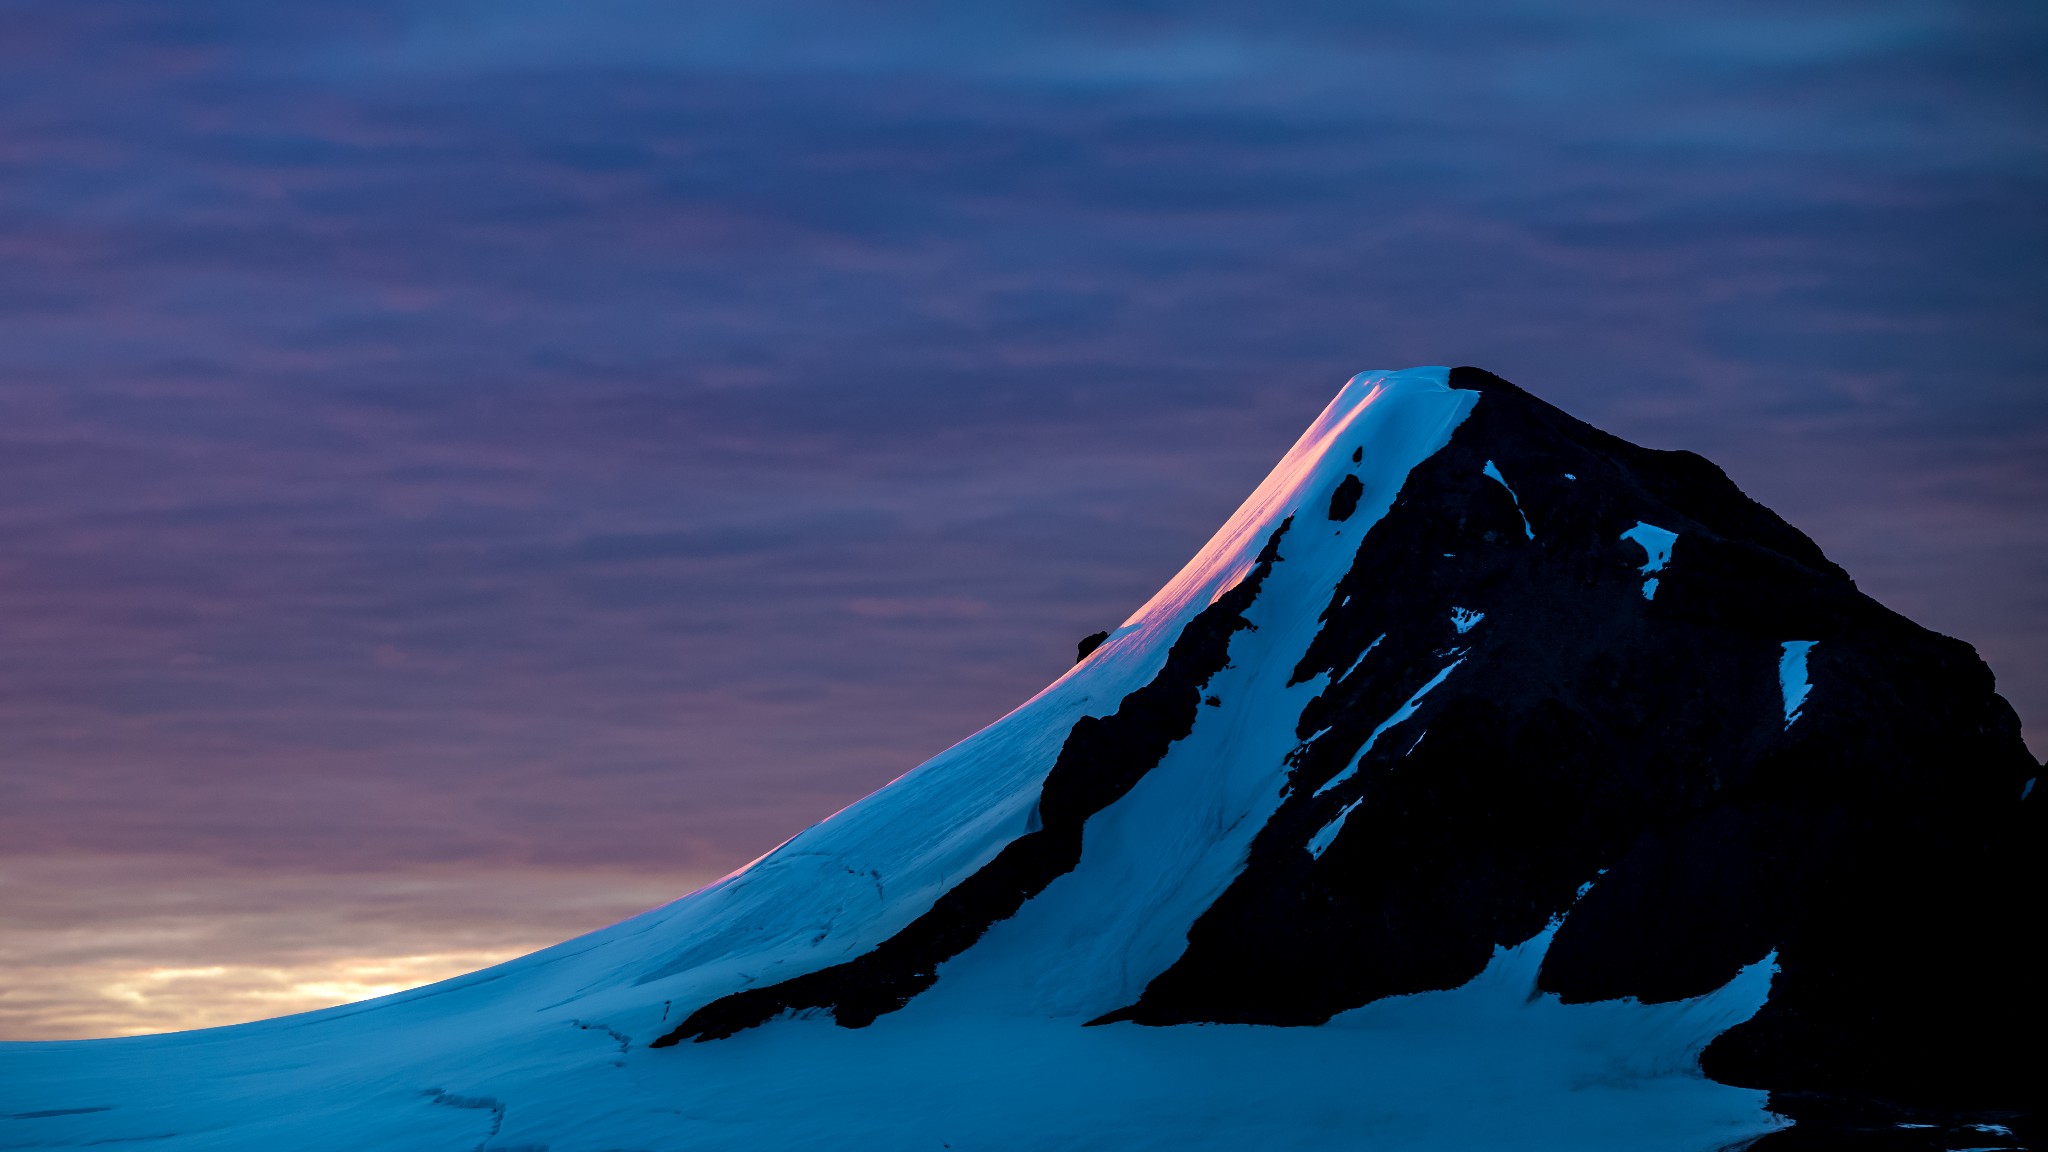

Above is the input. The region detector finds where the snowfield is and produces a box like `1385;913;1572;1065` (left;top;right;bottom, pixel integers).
1;927;1781;1151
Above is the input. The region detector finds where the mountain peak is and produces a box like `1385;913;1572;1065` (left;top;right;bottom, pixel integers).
5;367;2036;1151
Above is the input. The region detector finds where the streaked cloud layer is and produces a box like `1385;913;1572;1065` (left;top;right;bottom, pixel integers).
2;0;2042;1037
0;855;699;1038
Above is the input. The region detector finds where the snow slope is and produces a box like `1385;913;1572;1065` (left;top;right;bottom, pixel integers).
1;368;1792;1151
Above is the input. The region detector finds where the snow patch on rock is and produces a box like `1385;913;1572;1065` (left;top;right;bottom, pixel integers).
1620;522;1678;600
1779;641;1816;728
1482;460;1535;540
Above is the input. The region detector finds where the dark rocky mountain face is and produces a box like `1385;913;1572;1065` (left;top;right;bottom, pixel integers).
663;368;2040;1143
1108;368;2040;1143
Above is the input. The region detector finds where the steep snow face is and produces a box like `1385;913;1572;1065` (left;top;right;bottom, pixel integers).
576;367;1474;1017
1112;367;1473;652
889;372;1478;1021
626;367;1476;1030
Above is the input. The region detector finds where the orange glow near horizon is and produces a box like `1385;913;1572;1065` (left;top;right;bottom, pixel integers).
0;859;707;1041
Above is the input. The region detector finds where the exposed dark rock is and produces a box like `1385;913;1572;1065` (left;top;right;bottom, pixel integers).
655;519;1296;1045
1745;1092;2033;1151
1328;474;1364;521
1099;368;2039;1127
1075;630;1111;663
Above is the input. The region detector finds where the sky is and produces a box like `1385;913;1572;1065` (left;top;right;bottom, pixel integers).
1;0;2043;1039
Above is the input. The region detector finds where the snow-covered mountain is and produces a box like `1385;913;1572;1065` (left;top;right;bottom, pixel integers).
4;367;2038;1151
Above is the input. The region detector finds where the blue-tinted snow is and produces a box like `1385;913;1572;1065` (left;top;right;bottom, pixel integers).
1481;461;1535;540
1450;608;1484;634
609;369;1473;997
0;923;1784;1152
1620;522;1679;600
1337;633;1385;683
912;372;1478;1021
1308;798;1364;859
1573;868;1609;902
1620;523;1678;572
1779;641;1817;727
1313;657;1467;798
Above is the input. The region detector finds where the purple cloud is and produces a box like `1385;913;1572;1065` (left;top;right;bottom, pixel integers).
0;0;2042;1037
